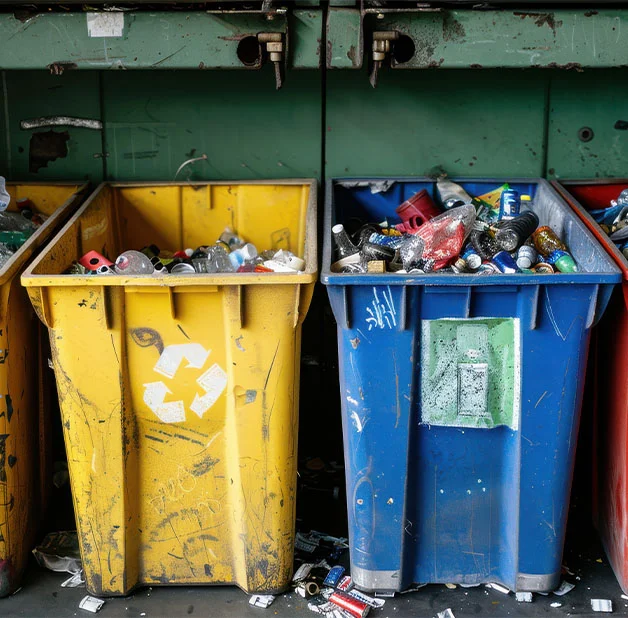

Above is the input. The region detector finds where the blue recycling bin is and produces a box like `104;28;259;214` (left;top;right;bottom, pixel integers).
322;178;621;593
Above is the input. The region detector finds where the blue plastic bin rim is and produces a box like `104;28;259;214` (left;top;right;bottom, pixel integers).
321;176;622;287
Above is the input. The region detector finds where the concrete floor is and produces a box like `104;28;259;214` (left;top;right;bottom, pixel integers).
2;518;626;618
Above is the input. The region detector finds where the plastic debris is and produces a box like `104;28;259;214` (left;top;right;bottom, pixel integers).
33;531;82;575
61;571;85;588
486;583;510;594
591;599;613;613
332;180;578;276
67;227;305;276
515;592;533;603
293;563;316;582
249;594;275;609
324;566;346;587
436;609;456;618
550;602;562;608
553;580;575;596
78;596;105;613
347;588;385;609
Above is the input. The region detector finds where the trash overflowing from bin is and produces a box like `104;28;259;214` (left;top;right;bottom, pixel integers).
64;226;305;276
587;188;628;260
0;178;49;269
331;177;578;275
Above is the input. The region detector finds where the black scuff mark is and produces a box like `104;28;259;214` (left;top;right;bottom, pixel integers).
177;324;191;340
6;395;13;423
0;435;8;482
191;455;219;477
130;327;164;354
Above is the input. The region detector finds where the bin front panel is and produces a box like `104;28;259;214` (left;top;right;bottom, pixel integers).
0;183;83;597
325;178;616;593
553;180;628;594
21;181;316;596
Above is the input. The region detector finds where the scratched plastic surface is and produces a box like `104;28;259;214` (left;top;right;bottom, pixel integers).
21;181;317;597
554;179;628;595
0;183;85;597
322;177;621;593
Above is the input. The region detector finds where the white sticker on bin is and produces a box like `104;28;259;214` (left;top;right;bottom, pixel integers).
86;13;124;38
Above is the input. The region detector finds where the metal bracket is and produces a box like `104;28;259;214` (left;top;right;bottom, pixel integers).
258;32;285;90
370;30;399;88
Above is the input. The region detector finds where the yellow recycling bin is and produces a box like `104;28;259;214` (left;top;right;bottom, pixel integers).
21;180;317;597
0;182;86;597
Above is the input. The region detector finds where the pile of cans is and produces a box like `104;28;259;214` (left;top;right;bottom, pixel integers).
65;226;305;276
288;531;385;618
589;188;628;259
332;179;577;276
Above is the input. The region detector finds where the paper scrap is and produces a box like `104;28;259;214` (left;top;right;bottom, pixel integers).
486;582;510;594
61;571;85;588
249;594;275;609
553;581;575;596
293;563;315;582
78;596;105;613
591;599;613;613
515;592;533;603
550;602;562;608
437;609;456;618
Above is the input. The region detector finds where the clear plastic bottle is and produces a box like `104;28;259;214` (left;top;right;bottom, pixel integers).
495;212;539;252
0;178;10;212
332;224;359;259
436;178;472;210
228;243;258;270
469;230;500;260
114;250;155;275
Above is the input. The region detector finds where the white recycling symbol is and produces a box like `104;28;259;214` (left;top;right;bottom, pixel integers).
143;343;227;423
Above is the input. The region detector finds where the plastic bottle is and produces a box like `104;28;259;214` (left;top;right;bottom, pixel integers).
532;226;568;255
352;224;381;248
228;243;258;270
114;250;155;275
332;224;359;259
399;235;425;271
546;250;578;273
495;212;539;252
0;178;10;212
469;230;500;260
436;178;472;210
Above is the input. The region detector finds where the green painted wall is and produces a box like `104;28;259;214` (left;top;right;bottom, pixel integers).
0;69;322;182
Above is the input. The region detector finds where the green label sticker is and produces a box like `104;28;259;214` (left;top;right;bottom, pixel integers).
420;318;520;430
